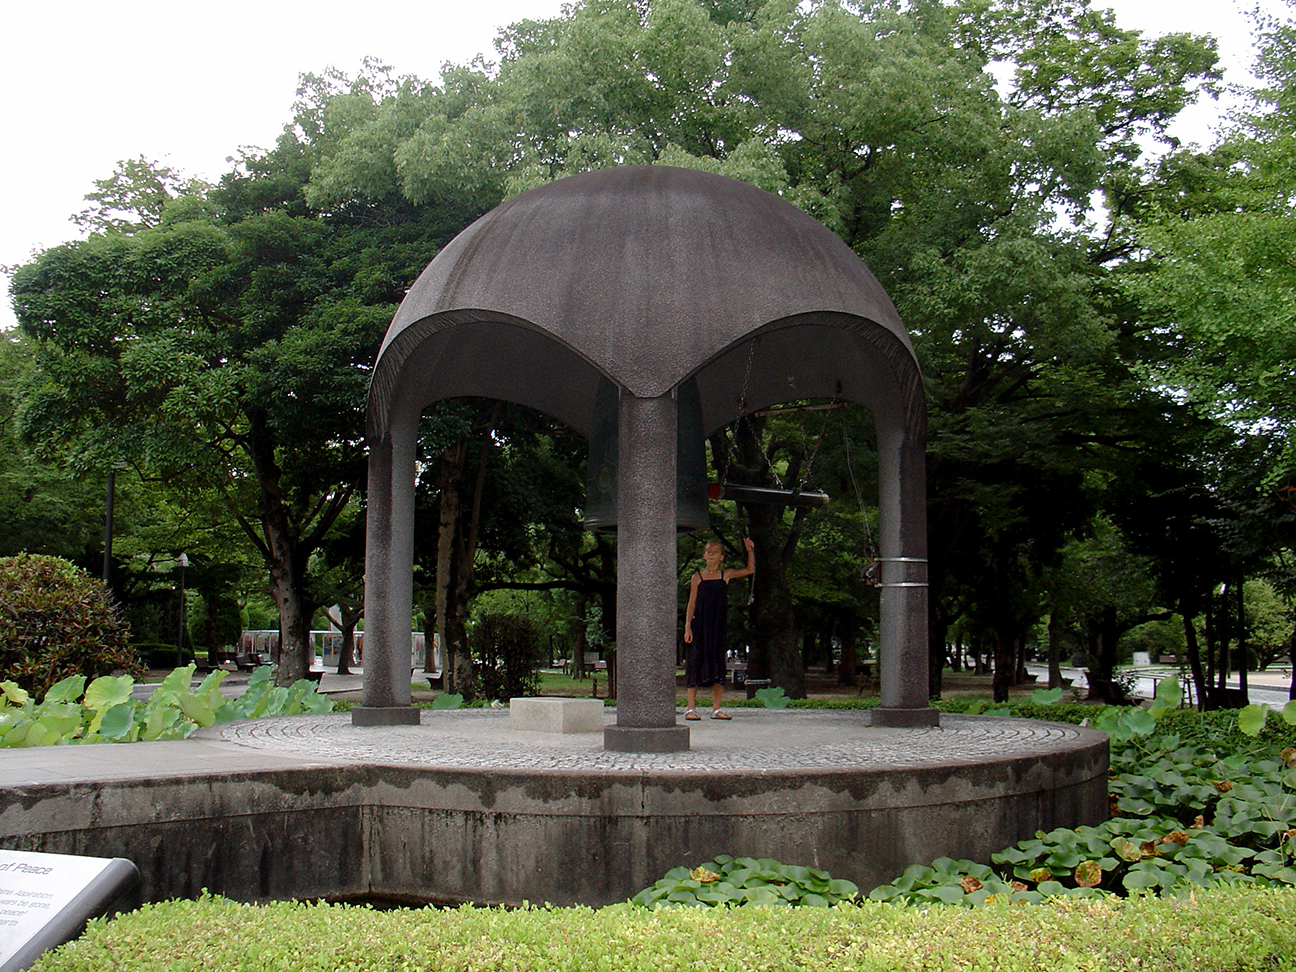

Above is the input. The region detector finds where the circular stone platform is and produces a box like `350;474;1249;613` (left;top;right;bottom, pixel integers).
216;708;1088;771
202;708;1108;906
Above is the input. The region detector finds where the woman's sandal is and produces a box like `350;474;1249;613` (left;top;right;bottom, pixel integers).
685;709;701;721
711;710;732;720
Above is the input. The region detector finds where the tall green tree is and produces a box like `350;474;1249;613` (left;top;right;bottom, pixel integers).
1119;2;1296;698
1122;5;1296;477
0;332;107;563
10;133;460;681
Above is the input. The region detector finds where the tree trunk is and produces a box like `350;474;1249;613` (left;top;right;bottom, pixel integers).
266;556;312;683
838;612;858;686
435;439;467;696
1203;597;1217;689
928;597;948;698
331;602;362;675
1216;585;1231;694
1085;606;1123;703
991;631;1014;703
1288;621;1296;702
721;413;808;698
745;500;804;698
1181;609;1208;710
242;407;349;686
1047;608;1064;690
338;624;355;675
572;593;588;679
432;403;503;703
1235;578;1248;702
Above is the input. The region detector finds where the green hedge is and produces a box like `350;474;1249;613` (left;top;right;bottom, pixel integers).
34;888;1296;972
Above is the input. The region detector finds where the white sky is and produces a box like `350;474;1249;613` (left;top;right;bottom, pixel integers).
0;0;1277;332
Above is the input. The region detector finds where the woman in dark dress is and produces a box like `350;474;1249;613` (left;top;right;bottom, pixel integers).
683;537;755;720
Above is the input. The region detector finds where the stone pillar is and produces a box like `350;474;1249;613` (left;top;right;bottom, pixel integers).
604;391;690;752
872;419;939;727
353;409;421;726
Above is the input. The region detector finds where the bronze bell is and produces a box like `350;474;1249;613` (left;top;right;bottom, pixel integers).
584;378;710;533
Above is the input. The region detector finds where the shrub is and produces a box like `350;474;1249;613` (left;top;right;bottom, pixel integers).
867;678;1296;907
470;613;544;701
30;887;1296;972
0;553;140;697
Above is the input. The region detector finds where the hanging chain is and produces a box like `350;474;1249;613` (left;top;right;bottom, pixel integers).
720;336;759;485
796;394;838;489
726;337;785;488
737;335;757;417
840;411;880;585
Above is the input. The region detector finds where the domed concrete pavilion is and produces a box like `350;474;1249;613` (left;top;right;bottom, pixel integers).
358;165;936;749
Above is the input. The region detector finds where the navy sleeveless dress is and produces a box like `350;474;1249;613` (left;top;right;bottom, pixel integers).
687;573;729;688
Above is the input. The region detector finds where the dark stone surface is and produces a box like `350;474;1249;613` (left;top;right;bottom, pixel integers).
352;706;422;726
611;394;683;735
603;725;691;753
367;167;916;435
870;706;942;727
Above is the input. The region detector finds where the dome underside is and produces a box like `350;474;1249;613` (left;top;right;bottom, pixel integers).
369;166;921;438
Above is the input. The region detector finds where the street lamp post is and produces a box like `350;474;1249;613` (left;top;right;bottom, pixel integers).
176;553;189;669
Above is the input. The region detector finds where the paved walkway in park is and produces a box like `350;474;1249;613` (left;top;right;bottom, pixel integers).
1028;665;1294;710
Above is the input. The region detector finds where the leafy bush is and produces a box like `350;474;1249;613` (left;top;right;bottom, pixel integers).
867;677;1296;907
470;613;544;701
0;664;332;745
630;855;858;908
0;553;141;697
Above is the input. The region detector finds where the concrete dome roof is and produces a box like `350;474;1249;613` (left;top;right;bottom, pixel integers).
368;165;921;439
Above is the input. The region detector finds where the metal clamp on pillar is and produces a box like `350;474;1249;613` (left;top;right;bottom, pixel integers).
877;557;928;589
863;557;929;588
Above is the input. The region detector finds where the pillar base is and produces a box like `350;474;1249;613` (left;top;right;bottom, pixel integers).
870;706;941;728
352;706;423;727
603;725;690;752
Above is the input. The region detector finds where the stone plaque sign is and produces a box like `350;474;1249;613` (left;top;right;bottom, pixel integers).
0;850;138;972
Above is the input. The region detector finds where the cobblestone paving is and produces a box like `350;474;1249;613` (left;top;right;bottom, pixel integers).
213;709;1096;774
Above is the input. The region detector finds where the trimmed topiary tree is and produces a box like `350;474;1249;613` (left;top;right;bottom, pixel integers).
0;553;140;697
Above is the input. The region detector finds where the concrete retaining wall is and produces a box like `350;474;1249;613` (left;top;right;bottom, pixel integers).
0;721;1108;907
